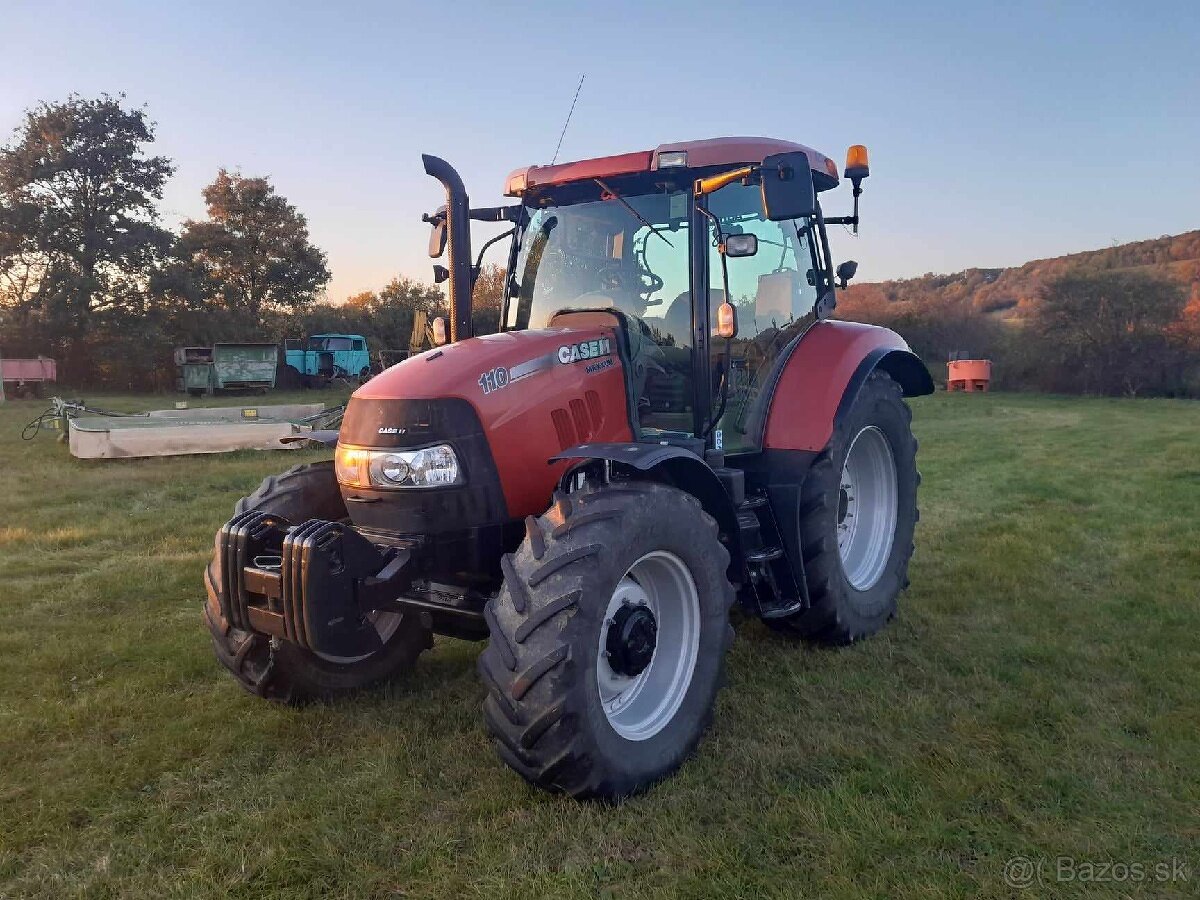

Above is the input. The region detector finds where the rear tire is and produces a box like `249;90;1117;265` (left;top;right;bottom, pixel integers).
771;370;919;644
479;481;735;799
203;461;432;703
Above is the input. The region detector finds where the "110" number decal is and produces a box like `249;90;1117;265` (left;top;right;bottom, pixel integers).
478;366;510;395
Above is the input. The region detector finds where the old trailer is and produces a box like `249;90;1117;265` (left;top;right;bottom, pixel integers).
174;343;278;395
1;356;57;399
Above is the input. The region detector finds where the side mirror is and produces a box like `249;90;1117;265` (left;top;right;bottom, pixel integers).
424;205;447;258
431;316;448;346
836;260;858;289
722;233;758;258
716;301;738;339
760;151;816;221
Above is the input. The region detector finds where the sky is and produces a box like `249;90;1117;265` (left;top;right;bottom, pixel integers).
2;0;1198;302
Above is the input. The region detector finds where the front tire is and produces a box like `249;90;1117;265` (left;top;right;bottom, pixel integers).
479;481;735;799
203;461;432;703
773;370;919;644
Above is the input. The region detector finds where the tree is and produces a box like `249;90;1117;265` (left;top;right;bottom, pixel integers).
0;94;173;376
342;275;446;347
1031;269;1187;395
178;170;330;319
472;264;505;335
278;275;446;354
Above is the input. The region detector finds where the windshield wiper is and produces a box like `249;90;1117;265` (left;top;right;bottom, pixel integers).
594;178;673;249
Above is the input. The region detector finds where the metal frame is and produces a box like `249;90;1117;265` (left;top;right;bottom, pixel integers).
690;191;713;440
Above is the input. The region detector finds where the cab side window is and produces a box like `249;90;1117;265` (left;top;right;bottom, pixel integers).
705;183;821;453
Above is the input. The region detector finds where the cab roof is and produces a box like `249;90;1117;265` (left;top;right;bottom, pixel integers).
504;136;840;197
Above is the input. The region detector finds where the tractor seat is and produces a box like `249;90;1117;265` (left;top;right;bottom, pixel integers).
661;289;727;348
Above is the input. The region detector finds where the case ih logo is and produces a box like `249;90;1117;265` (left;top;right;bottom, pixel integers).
558;337;612;365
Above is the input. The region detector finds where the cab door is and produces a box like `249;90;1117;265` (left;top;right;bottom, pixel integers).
701;182;822;454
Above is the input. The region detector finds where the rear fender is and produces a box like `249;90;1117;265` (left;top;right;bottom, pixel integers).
549;443;742;580
763;321;933;452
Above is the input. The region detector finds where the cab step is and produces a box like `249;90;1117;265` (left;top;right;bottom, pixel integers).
745;546;783;564
758;597;805;620
736;491;803;620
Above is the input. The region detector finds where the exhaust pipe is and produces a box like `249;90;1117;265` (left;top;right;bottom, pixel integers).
421;155;473;343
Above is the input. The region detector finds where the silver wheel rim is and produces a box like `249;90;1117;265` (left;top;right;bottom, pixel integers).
596;551;700;742
837;425;898;591
312;610;403;664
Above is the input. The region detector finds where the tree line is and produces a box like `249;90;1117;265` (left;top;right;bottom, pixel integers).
3;94;1196;396
840;266;1200;397
0;94;474;389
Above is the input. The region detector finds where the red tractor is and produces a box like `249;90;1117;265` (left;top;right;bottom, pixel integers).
204;137;933;798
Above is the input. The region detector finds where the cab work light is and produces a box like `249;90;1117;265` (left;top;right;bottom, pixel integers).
844;145;870;181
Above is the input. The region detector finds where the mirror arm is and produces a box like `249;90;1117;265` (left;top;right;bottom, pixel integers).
695;165;755;197
473;228;516;275
469;205;525;223
696;205;732;307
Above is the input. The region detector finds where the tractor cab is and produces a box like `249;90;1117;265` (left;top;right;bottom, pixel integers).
498;139;840;453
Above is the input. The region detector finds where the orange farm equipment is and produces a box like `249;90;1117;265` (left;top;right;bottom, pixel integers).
947;358;992;392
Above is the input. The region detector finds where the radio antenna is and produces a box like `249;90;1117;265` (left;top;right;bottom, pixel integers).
550;74;585;165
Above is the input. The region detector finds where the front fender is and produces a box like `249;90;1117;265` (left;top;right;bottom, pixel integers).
763;320;933;452
549;442;742;580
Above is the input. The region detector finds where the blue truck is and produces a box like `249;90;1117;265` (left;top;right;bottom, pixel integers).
279;334;372;388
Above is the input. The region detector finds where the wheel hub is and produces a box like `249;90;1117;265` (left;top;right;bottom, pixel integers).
605;602;658;677
836;425;898;591
595;553;701;742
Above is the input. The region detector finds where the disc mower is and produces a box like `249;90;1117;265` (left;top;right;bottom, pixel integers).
204;136;934;799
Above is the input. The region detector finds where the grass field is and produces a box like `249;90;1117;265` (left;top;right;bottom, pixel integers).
0;389;1196;898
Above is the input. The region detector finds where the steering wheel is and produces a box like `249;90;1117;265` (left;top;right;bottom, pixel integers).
598;263;665;298
595;263;627;293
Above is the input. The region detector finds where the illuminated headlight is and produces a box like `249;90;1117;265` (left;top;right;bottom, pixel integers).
335;444;461;488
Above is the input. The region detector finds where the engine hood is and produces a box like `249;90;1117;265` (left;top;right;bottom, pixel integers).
355;327;617;405
348;325;634;519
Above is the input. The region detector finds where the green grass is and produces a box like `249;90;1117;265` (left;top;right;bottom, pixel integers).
0;390;1196;898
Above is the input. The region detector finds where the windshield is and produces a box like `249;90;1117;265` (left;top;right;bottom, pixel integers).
308;337;353;351
505;189;691;343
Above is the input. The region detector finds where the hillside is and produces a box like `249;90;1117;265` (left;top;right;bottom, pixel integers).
840;229;1200;321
